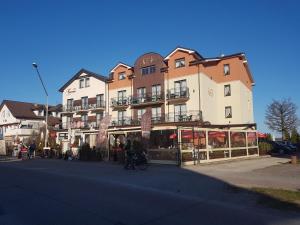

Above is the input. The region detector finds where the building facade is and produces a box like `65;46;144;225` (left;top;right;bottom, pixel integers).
56;47;257;163
58;68;107;150
0;100;61;154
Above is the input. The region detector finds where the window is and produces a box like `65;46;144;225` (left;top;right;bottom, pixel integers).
224;64;230;75
137;109;146;120
137;87;146;98
225;106;232;118
152;107;161;121
81;114;88;125
224;84;231;96
118;72;126;80
81;97;88;109
118;90;126;101
66;116;72;128
174;104;187;121
79;77;90;88
152;85;161;97
174;80;187;97
79;79;85;88
67;99;73;111
118;111;126;125
85;78;90;87
96;112;103;125
175;58;185;68
141;65;156;75
96;94;104;107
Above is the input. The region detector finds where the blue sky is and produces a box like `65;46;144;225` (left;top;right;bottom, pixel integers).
0;0;299;134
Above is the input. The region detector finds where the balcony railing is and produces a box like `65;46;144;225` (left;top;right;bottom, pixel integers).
166;87;189;100
165;110;202;122
110;98;129;107
62;102;106;113
61;121;100;130
130;93;164;106
90;101;106;110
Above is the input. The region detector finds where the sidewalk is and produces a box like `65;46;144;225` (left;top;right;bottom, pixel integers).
186;156;300;190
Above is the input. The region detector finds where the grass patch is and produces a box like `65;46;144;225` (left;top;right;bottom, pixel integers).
251;187;300;211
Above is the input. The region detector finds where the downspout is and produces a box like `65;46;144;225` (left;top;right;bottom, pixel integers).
197;64;202;121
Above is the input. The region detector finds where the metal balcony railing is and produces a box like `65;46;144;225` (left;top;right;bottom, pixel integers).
165;110;202;122
90;101;106;109
130;92;164;105
61;121;100;130
110;97;129;107
166;87;189;100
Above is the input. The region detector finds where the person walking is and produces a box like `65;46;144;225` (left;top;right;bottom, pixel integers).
28;141;36;159
124;139;135;170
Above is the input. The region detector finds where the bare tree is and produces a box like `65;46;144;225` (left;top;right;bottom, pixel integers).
265;98;299;140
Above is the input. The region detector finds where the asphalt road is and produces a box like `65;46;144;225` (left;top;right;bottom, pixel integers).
0;159;299;225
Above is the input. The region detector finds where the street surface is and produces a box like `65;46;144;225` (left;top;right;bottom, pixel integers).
0;158;299;225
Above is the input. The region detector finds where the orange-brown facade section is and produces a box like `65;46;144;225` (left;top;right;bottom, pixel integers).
108;65;132;90
165;50;253;90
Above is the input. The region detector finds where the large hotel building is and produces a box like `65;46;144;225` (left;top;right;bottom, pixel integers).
57;47;257;164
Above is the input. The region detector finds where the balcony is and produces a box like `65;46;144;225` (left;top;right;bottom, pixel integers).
130;93;164;108
61;121;100;130
61;105;75;114
90;101;106;112
110;98;129;110
110;117;140;127
76;105;89;114
166;88;189;103
165;110;202;123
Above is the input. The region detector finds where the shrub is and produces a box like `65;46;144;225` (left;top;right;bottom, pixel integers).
259;142;273;155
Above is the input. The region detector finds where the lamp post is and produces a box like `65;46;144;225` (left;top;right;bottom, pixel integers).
32;62;49;149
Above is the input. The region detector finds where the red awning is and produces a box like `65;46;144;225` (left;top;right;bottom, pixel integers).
257;132;267;138
208;131;227;138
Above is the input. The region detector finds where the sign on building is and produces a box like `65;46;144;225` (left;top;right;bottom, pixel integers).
141;111;151;139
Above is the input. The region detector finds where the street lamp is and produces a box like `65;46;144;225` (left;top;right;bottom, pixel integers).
32;62;49;149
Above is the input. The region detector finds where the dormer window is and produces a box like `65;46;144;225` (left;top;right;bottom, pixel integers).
224;64;230;76
175;58;185;68
119;72;126;80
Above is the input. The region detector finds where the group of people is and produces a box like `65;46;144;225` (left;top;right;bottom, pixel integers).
113;138;147;170
16;141;36;160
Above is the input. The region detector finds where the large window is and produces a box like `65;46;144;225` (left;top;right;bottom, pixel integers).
137;109;146;120
225;106;232;118
67;99;73;111
152;85;161;98
224;84;231;96
81;97;88;109
118;90;126;100
137;87;146;99
174;104;187;121
81;114;88;126
174;79;187;97
141;65;156;75
149;130;178;149
224;64;230;76
118;72;126;80
175;58;185;68
96;94;104;107
152;107;161;121
96;112;103;126
118;111;126;125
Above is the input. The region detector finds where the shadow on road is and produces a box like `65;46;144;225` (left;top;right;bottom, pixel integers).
0;159;299;225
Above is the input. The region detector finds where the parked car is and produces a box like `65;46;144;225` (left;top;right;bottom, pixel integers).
270;141;295;155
